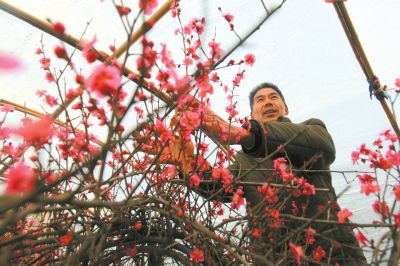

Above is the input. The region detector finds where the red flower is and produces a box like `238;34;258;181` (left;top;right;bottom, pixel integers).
45;72;55;82
372;200;389;217
305;227;316;244
244;53;256;66
134;222;142;230
14;116;54;148
190;248;204;264
360;183;380;196
127;246;137;256
81;37;98;63
313;246;326;262
190;173;200;187
209;41;222;60
139;0;158;15
116;5;131;16
5;162;38;194
394;213;400;228
86;64;121;97
251;227;260;238
54;46;67;59
39;57;51;69
231;188;245;210
59;231;73;246
52;22;65;34
337;208;352;223
393;185;400;201
356;230;368;247
289;242;304;265
0;104;15;112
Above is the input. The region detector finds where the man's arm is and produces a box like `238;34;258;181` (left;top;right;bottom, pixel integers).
200;105;253;147
243;118;336;168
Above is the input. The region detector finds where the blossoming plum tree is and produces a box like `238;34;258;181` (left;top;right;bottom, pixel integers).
0;0;399;265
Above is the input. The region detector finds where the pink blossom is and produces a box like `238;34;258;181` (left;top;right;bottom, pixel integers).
357;174;376;184
59;231;73;246
139;0;158;15
393;185;400;201
223;13;234;23
244;53;255;66
180;111;200;138
14;116;54;148
0;104;15;112
305;227;316;244
190;173;200;187
0;53;21;71
337;208;352;223
39;57;51;69
232;70;245;87
45;72;55;82
190;247;204;263
356;231;368;247
5;162;38;194
86;64;121;97
80;36;98;63
231;187;245;210
289;242;304;265
52;22;65;34
394;213;400;228
45;95;58;107
313;246;326;262
116;5;131;16
153;118;172;143
372;200;389;217
360;183;381;196
209;41;222;60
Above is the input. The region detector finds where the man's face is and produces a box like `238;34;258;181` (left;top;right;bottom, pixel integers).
251;87;288;123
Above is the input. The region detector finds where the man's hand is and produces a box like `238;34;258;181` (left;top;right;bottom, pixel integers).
133;132;194;175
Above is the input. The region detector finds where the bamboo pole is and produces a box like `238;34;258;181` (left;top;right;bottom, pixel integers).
111;0;173;59
333;2;400;137
0;0;173;118
0;99;104;146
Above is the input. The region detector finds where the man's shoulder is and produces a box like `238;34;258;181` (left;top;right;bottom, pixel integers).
298;118;328;129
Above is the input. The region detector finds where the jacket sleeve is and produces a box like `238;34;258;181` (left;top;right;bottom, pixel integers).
242;118;336;168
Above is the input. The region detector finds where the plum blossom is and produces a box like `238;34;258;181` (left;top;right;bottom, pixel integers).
190;248;204;263
59;231;73;246
313;246;326;262
289;242;304;265
337;208;352;223
13;116;54;148
5;162;38;194
86;64;121;97
356;231;368;247
244;53;256;66
81;36;98;63
0;53;21;71
231;187;244;210
139;0;158;15
116;5;131;16
52;22;65;34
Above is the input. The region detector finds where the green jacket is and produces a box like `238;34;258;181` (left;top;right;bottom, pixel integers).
199;117;366;265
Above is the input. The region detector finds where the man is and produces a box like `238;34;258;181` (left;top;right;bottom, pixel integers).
197;82;367;265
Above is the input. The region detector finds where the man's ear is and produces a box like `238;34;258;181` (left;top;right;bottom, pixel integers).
285;105;289;115
250;111;254;119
